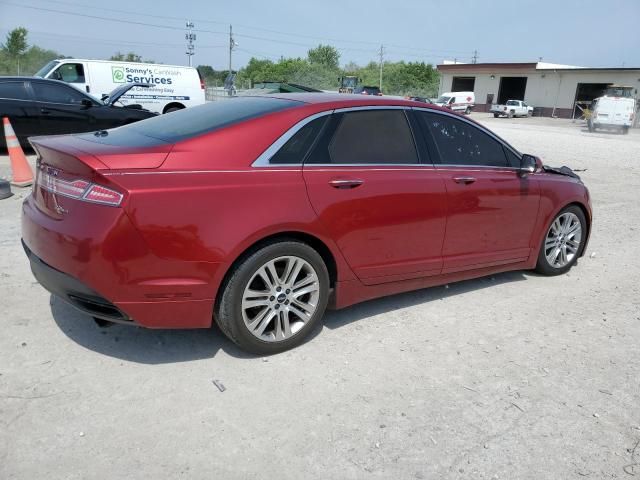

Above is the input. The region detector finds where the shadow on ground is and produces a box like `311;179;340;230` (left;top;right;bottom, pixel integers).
51;270;529;364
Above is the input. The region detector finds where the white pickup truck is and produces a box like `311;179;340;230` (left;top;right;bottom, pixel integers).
490;100;534;118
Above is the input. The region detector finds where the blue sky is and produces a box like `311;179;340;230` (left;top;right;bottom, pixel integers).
1;0;639;69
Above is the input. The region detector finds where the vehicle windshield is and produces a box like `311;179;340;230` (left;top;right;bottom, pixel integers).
436;96;451;103
34;60;60;78
506;100;519;105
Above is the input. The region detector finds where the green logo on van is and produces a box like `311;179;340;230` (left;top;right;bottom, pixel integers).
111;67;125;83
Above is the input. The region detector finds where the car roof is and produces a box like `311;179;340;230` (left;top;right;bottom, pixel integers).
262;92;440;110
0;76;80;87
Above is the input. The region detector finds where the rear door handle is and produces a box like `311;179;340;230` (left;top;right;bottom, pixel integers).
453;176;476;184
329;178;364;189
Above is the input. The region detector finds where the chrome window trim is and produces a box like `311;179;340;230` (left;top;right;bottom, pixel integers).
411;106;523;163
252;105;413;168
252;110;333;167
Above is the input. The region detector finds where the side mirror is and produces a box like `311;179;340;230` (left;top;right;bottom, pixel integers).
81;99;93;108
519;154;542;176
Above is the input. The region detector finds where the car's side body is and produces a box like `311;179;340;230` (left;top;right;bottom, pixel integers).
21;94;591;331
0;77;156;149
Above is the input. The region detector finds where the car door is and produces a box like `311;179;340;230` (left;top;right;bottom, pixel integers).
415;109;540;273
302;107;448;285
29;81;100;135
0;80;41;145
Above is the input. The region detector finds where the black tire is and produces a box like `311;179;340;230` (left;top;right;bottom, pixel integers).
164;107;182;113
535;205;587;276
508;110;514;118
527;110;533;117
622;126;629;135
587;120;594;132
215;240;330;354
465;106;471;115
493;113;499;118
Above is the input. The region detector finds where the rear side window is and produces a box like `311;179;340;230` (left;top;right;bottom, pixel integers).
32;82;88;104
269;116;327;164
128;96;298;143
419;112;509;167
308;109;418;164
0;81;29;100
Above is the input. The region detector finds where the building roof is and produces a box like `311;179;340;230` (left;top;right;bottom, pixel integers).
437;61;640;72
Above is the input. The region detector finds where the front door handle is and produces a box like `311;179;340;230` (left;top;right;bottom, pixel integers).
40;108;51;115
329;178;364;189
453;176;476;185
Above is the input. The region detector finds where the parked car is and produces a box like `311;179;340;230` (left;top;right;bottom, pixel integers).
0;77;157;150
405;96;432;103
491;100;534;118
34;58;206;114
22;94;592;354
434;91;475;114
588;95;635;134
354;85;382;96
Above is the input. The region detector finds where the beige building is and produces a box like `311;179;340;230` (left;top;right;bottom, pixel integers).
436;62;640;118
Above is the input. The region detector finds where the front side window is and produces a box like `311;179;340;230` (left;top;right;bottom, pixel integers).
317;110;418;164
419;112;509;167
53;63;85;83
0;81;29;100
32;82;88;104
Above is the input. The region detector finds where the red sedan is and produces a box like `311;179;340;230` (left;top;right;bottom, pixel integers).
22;94;592;354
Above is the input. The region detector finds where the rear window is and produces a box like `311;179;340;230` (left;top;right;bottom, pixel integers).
0;81;29;100
506;100;519;106
127;96;299;142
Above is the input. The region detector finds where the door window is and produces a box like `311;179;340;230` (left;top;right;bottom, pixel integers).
419;112;509;167
308;109;418;165
52;63;85;83
31;82;89;105
0;81;29;100
269;116;327;164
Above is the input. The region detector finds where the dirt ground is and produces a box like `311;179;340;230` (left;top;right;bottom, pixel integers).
1;116;639;480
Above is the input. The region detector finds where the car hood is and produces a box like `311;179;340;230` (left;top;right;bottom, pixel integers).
103;82;151;106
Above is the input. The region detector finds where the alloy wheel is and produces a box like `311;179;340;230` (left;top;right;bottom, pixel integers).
241;255;320;342
544;212;582;268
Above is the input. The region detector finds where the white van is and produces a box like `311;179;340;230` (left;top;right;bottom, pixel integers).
434;91;475;114
34;59;206;114
589;95;636;134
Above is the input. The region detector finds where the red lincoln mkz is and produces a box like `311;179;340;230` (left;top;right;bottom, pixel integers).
22;94;592;354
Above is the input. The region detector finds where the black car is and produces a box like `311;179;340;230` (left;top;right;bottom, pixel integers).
353;85;382;96
406;96;432;104
0;77;157;149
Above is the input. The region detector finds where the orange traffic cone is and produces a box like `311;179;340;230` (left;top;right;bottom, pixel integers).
3;117;34;187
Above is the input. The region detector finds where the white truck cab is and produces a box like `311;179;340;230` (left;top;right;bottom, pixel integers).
434;91;475;114
34;59;206;114
490;100;534;118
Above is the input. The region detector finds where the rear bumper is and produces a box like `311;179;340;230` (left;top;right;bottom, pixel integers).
23;240;132;323
21;194;217;328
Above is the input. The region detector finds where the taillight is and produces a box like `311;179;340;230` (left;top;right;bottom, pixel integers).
200;77;205;90
40;169;123;206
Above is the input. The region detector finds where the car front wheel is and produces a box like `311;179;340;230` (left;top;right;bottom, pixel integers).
216;241;329;354
535;206;587;276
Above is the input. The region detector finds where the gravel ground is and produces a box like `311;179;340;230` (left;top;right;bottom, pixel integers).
1;116;639;480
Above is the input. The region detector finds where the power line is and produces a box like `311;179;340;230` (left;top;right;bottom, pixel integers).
2;0;475;59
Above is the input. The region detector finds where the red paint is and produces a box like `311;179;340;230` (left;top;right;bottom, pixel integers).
21;94;592;329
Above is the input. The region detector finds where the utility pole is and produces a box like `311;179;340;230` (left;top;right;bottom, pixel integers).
378;44;384;91
185;21;196;67
227;25;238;96
471;50;478;64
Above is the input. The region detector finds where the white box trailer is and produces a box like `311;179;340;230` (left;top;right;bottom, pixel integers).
35;59;206;114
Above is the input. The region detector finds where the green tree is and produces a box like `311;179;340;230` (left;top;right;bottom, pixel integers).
109;51;155;63
307;44;340;70
2;27;28;74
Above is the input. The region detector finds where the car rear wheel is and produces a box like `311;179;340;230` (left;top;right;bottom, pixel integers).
465;106;471;115
535;206;587;276
215;241;329;354
493;113;499;118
